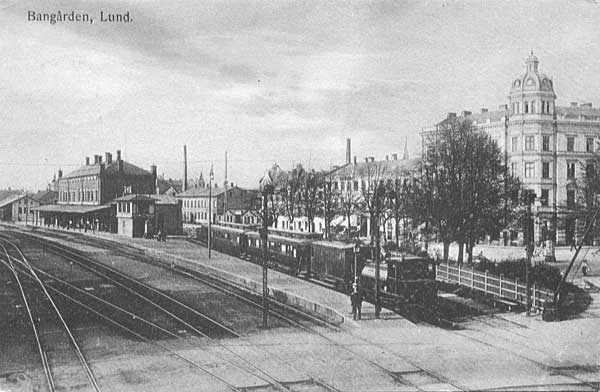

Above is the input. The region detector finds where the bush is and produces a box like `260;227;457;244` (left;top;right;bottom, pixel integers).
472;259;562;290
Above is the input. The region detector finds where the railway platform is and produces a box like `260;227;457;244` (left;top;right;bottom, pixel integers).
9;224;401;326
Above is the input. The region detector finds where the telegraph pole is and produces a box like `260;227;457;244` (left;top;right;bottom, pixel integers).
259;170;274;328
208;165;213;259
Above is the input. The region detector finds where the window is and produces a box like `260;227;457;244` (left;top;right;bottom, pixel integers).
531;101;535;114
541;189;549;206
586;137;594;153
353;181;358;191
524;162;535;178
511;136;519;153
542;135;550;151
541;100;545;114
524;102;529;113
567;136;575;152
542;162;550;179
511;163;519;177
525;135;535;151
567;162;576;179
567;190;575;208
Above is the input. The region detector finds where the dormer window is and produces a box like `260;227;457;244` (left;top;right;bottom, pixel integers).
526;78;535;86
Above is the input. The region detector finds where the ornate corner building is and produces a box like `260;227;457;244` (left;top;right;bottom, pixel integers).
422;52;600;246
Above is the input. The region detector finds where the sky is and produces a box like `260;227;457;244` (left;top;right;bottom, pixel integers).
1;0;600;191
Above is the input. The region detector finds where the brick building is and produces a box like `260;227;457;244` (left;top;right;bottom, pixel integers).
35;150;157;232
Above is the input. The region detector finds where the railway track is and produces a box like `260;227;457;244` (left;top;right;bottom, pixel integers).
5;227;465;391
0;230;343;392
0;240;101;392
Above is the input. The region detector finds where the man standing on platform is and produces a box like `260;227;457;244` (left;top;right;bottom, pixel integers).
350;283;363;320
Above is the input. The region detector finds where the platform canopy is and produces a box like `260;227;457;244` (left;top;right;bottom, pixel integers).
32;204;112;214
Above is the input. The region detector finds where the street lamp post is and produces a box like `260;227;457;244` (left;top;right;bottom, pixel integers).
208;165;214;259
524;190;535;316
353;239;361;284
259;170;274;328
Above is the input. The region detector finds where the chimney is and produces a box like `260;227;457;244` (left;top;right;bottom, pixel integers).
98;155;102;164
386;155;389;161
346;138;351;165
364;157;369;163
462;110;472;117
150;164;158;194
93;155;98;164
392;153;398;160
85;157;90;165
498;104;508;111
353;156;357;164
447;112;456;119
116;150;123;171
183;145;188;192
369;157;375;162
481;108;488;113
106;152;112;164
58;169;63;178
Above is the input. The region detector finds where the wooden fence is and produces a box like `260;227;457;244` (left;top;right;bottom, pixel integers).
436;263;553;310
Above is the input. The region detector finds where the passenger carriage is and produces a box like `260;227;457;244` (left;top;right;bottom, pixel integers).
209;224;248;257
310;241;366;291
245;231;311;275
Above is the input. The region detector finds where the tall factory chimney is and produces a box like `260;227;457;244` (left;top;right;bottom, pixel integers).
224;151;228;214
346;138;351;165
183;145;188;192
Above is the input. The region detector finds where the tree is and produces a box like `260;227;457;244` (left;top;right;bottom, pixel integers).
319;169;339;239
360;160;388;318
278;164;304;230
299;168;321;233
413;117;522;263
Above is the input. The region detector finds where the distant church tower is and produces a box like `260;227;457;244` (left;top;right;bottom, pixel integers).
402;137;409;160
197;172;205;188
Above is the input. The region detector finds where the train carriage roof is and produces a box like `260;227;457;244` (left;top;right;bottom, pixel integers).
210;224;247;235
246;231;310;245
311;240;354;250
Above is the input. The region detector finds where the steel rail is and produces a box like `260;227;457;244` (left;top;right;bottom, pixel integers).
1;239;101;392
35;231;447;392
0;244;55;392
3;256;245;392
1;232;294;392
42;232;343;392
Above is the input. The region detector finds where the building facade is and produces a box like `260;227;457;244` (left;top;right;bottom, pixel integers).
329;155;419;243
178;185;259;225
0;191;40;223
35;150;157;231
114;194;182;237
422;52;600;245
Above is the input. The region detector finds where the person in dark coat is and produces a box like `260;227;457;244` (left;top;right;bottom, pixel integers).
350;283;363;320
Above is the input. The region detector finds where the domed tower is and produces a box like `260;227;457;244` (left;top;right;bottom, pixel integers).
509;52;556;117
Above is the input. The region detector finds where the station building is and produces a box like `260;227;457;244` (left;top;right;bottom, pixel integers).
34;150;157;232
0;190;41;223
113;194;182;238
421;52;600;245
